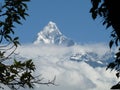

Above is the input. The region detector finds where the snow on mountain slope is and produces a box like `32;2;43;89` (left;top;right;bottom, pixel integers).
5;21;117;90
34;21;75;46
14;44;117;90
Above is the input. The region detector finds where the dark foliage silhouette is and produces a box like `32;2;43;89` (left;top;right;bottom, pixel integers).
90;0;120;89
0;0;55;90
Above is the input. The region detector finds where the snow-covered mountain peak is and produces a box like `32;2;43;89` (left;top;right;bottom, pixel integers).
47;21;58;30
34;21;75;46
48;21;56;26
48;21;56;27
43;21;62;35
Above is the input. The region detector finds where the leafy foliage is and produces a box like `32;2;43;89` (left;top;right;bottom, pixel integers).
0;59;35;89
0;0;56;90
90;0;120;47
90;0;120;89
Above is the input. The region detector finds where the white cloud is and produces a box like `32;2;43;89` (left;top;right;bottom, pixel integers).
5;43;118;90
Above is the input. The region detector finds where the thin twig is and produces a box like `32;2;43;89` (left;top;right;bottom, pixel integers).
0;46;17;62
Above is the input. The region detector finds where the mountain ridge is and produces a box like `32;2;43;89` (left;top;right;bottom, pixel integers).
32;21;114;67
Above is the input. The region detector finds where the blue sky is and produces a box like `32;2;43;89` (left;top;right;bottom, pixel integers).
15;0;112;44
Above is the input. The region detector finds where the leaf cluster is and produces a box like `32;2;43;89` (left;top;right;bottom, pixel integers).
106;49;120;79
90;0;120;46
90;0;112;29
90;0;120;70
0;0;30;45
0;59;36;90
0;0;30;62
0;2;30;88
0;0;56;90
90;0;120;88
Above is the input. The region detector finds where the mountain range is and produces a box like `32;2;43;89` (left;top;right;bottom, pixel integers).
14;21;116;90
33;21;114;67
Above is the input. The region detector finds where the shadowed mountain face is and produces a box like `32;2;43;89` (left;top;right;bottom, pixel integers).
34;21;75;46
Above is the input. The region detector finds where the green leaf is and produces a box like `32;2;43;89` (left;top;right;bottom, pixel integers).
106;62;116;70
111;34;116;37
4;35;12;41
10;68;18;74
14;37;19;41
7;75;16;81
92;11;97;20
22;3;28;9
25;59;35;71
109;40;114;49
0;63;6;73
103;20;107;25
116;73;119;78
20;14;26;20
14;19;22;25
106;23;111;29
116;52;120;58
115;38;119;46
